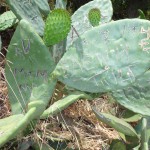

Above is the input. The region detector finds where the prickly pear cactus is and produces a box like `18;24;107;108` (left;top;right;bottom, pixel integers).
110;140;126;150
112;71;150;116
92;107;138;137
0;11;18;31
50;1;68;63
6;0;45;36
54;19;150;93
88;8;101;27
44;9;71;46
5;19;55;114
0;114;24;147
66;0;113;48
138;9;146;19
55;0;67;9
34;0;50;16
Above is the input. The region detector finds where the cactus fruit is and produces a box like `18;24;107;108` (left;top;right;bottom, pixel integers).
6;0;45;36
88;8;101;27
43;9;71;46
54;19;150;93
112;71;150;116
0;11;18;31
66;0;113;48
5;19;55;114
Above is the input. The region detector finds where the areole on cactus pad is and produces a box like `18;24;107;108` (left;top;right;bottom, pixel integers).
43;9;71;46
54;19;150;93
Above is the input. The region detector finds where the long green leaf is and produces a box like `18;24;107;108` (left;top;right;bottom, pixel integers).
92;107;138;137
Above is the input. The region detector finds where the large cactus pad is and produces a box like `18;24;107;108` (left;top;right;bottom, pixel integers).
6;0;45;36
55;19;150;93
5;20;55;114
112;71;150;116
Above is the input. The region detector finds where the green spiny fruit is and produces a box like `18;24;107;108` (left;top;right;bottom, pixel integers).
44;9;71;46
88;8;101;27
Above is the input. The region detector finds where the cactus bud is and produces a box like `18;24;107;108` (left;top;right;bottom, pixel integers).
88;8;101;27
44;9;71;46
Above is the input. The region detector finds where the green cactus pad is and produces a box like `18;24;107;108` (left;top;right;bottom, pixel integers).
41;91;92;119
44;9;71;46
5;20;55;114
55;19;150;93
0;104;44;147
6;0;45;36
0;11;18;31
66;0;113;48
51;40;67;64
92;107;138;137
88;8;101;27
55;0;67;9
34;0;50;16
110;140;126;150
0;77;56;148
0;114;24;147
112;71;150;116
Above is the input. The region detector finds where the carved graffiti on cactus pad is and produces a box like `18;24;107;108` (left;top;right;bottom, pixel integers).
139;27;150;52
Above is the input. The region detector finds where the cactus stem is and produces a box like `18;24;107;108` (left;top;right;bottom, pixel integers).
141;117;148;150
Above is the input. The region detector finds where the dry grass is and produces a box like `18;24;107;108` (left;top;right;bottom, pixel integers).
34;96;120;150
0;58;11;119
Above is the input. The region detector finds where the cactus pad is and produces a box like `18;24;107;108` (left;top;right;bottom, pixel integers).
66;0;113;48
44;9;71;46
88;8;101;27
34;0;50;16
55;0;67;9
6;0;45;36
112;71;150;116
0;114;24;147
0;11;18;31
92;107;138;137
54;19;150;93
5;20;55;114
